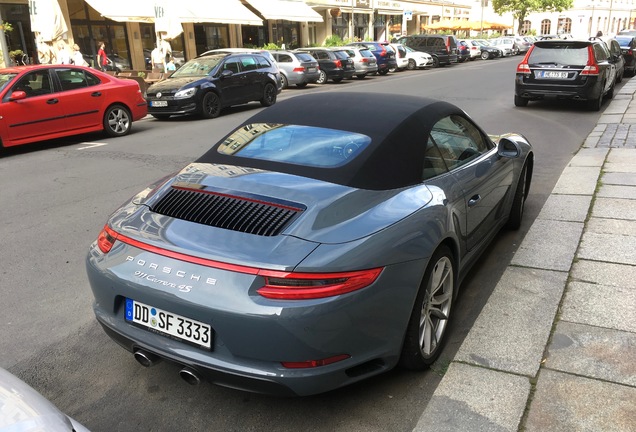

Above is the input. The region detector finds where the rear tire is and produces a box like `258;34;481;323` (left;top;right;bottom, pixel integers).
280;74;289;89
481;51;489;60
506;164;529;230
260;83;277;107
103;104;131;137
407;59;416;70
316;70;327;84
588;91;603;111
431;56;440;68
514;95;528;107
400;245;455;370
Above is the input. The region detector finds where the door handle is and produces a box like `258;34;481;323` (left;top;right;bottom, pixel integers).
91;92;102;97
46;98;58;104
468;195;481;207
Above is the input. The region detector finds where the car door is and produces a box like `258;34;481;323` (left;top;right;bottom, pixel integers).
238;55;262;100
429;115;514;252
52;67;105;130
1;69;68;144
215;57;246;105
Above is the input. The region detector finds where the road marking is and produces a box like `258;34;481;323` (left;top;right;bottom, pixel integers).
78;142;108;150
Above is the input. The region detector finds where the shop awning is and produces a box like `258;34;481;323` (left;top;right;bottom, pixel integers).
84;0;263;26
245;0;323;22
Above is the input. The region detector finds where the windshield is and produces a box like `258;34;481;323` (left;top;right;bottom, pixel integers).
217;123;371;168
616;36;633;46
0;73;18;92
170;57;223;78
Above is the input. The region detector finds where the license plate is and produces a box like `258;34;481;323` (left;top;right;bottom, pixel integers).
125;298;212;349
307;67;316;72
541;71;568;79
151;100;168;107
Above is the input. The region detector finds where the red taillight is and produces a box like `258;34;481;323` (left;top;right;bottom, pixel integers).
334;59;342;68
97;225;119;254
516;47;533;74
292;67;305;72
361;58;369;63
258;268;383;300
628;49;633;55
581;45;600;75
282;354;351;369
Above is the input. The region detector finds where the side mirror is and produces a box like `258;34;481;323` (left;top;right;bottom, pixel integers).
9;90;27;101
497;137;521;159
220;69;233;78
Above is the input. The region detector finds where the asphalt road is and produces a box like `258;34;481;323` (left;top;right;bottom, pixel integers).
0;56;610;431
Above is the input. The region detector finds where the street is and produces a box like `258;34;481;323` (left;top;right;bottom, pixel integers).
0;56;610;431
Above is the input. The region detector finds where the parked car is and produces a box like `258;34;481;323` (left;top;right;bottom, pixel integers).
616;34;636;76
270;50;320;88
296;47;355;83
86;91;533;397
512;36;532;54
403;45;434;69
515;39;617;111
458;39;481;60
0;64;146;148
146;53;279;120
0;367;90;431
597;36;625;83
489;37;516;56
330;46;378;79
198;48;283;90
456;40;471;62
345;41;398;75
389;43;409;70
474;40;503;60
395;34;459;67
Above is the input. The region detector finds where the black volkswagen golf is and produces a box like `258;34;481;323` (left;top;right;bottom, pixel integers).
146;53;280;120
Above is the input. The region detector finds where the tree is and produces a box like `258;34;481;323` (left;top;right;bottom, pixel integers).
492;0;574;34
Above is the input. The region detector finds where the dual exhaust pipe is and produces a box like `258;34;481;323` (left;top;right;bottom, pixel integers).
133;349;202;385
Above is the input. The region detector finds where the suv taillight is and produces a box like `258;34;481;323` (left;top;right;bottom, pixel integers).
581;45;600;75
334;59;342;68
516;47;533;74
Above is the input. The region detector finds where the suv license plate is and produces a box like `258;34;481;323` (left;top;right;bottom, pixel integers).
541;71;568;79
151;100;168;107
125;298;212;349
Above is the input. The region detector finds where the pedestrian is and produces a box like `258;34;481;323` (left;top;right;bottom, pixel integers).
96;41;109;71
151;45;165;72
57;40;71;64
165;55;176;72
71;44;89;67
596;30;603;37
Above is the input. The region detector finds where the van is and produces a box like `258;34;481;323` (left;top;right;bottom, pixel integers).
395;35;458;67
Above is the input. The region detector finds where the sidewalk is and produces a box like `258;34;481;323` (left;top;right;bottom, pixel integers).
414;82;636;432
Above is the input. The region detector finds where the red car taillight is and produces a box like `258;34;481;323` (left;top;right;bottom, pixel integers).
581;45;600;75
334;59;342;68
282;354;351;369
361;58;369;63
292;67;305;72
258;268;383;300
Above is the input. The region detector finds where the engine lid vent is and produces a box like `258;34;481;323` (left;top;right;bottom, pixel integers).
150;184;304;236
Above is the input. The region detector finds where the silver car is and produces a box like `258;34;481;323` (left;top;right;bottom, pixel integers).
330;46;378;79
270;50;320;88
86;92;533;397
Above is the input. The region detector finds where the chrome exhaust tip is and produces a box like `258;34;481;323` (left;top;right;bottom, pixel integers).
179;367;202;386
133;349;161;368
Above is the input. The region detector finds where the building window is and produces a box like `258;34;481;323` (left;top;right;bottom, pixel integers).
332;14;350;39
541;19;551;35
272;20;300;49
521;20;531;34
557;17;572;34
194;24;229;54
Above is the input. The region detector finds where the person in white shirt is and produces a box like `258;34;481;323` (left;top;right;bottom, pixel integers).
57;41;71;64
71;44;88;67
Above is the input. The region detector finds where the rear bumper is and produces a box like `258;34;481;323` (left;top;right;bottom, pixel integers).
515;75;603;101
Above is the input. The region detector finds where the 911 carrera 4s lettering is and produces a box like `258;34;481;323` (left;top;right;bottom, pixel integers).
127;255;217;286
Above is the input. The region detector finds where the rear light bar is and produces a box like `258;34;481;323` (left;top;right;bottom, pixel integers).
95;225;383;300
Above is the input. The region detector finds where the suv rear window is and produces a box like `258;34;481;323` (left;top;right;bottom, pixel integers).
295;53;315;62
528;43;590;65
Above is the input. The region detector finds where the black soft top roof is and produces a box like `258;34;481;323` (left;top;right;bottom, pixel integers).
197;92;466;190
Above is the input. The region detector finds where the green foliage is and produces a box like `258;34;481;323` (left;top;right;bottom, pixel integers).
492;0;574;33
1;21;13;32
261;43;280;50
324;34;346;47
137;71;146;78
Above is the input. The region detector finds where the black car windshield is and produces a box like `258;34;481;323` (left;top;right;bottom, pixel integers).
0;73;18;92
217;123;371;168
170;57;223;78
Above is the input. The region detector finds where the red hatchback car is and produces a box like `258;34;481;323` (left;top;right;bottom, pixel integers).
0;65;147;148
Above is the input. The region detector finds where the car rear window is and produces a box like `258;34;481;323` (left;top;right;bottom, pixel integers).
615;36;633;46
217;123;371;168
295;53;315;62
333;51;350;60
528;44;589;65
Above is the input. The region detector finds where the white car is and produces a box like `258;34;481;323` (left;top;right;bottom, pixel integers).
459;39;482;60
389;43;409;71
403;45;434;69
489;37;516;56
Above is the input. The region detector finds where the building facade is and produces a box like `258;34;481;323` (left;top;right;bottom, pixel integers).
1;0;636;69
